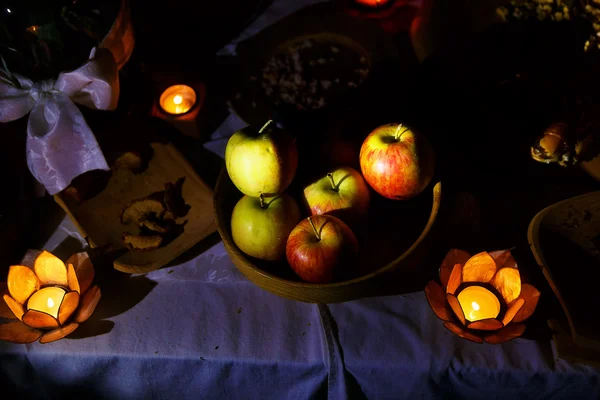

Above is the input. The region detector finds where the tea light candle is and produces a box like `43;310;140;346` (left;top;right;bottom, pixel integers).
159;85;197;115
457;286;500;322
27;287;66;318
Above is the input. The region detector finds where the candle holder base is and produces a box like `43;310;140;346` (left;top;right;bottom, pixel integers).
151;83;206;139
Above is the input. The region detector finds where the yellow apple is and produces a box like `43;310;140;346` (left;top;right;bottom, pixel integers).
225;120;298;197
231;193;301;261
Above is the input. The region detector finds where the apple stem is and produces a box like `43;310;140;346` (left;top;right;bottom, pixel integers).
307;217;321;241
259;193;266;209
259;120;274;134
327;172;337;191
394;123;407;141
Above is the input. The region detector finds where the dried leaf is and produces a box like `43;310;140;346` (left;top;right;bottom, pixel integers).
440;249;471;287
7;265;41;304
67;263;80;294
74;285;101;323
513;284;541;323
446;264;462;295
491;267;521;304
447;293;466;326
39;322;79;344
444;322;483;343
462;252;497;283
22;310;60;330
3;295;24;321
34;251;68;287
484;323;526;344
58;292;80;325
502;298;525;326
0;321;42;343
65;252;95;295
467;318;504;331
425;281;454;322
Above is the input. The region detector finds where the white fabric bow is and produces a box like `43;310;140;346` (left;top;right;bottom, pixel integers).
0;47;118;195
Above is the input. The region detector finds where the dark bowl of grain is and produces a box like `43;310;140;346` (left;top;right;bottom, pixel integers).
229;3;397;130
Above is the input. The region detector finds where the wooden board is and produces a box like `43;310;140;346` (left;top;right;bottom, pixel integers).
55;142;216;273
528;191;600;351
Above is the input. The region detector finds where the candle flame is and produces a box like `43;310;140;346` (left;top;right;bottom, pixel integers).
47;297;54;308
173;95;183;105
469;301;480;321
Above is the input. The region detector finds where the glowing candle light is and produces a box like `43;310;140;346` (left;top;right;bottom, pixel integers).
159;85;197;115
355;0;391;7
457;286;501;322
27;287;66;318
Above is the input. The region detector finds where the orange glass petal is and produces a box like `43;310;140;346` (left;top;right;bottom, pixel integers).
440;249;471;287
484;323;526;344
0;283;17;319
3;295;25;321
34;251;68;287
502;298;525;326
425;281;454;322
446;264;462;295
22;310;60;329
66;252;95;295
20;250;42;269
7;265;40;304
444;322;483;343
491;267;521;304
462;252;497;283
39;322;79;344
467;318;504;331
491;250;517;269
74;285;101;323
58;291;80;325
0;320;42;343
447;293;466;326
67;263;81;294
513;284;541;323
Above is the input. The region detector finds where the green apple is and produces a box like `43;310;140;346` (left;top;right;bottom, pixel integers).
303;166;370;226
225;120;298;197
231;193;301;261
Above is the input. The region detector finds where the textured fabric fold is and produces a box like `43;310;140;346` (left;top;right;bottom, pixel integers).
0;48;116;195
25;89;108;195
57;48;119;111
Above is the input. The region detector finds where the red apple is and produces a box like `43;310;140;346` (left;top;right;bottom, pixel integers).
359;123;435;200
286;215;358;283
302;166;370;225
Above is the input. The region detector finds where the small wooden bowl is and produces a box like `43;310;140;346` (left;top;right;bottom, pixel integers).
214;169;442;303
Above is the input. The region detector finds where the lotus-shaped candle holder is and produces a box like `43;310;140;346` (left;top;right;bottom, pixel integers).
425;249;540;344
0;250;101;344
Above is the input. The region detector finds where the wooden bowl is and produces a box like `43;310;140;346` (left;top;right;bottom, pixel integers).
214;168;442;303
528;191;600;351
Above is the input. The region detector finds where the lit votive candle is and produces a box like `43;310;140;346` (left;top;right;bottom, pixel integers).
27;287;66;318
457;286;501;322
159;85;197;115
